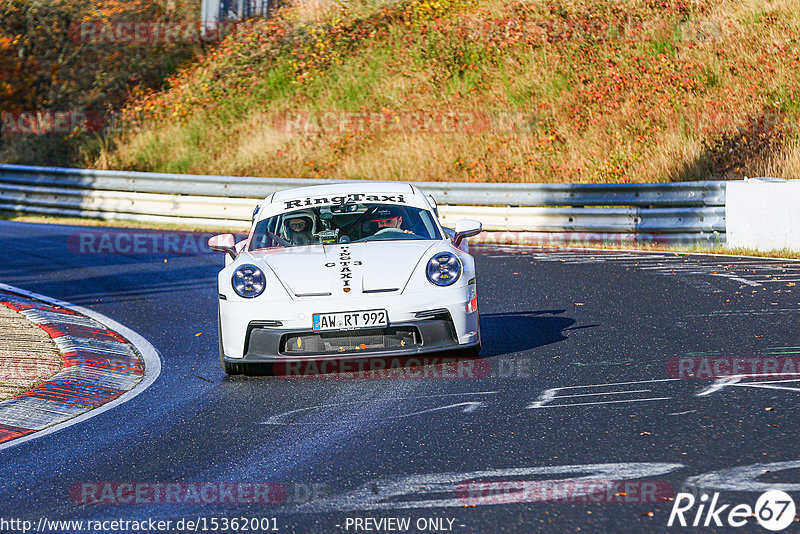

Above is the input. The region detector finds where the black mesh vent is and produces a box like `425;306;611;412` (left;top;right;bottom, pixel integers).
283;328;418;355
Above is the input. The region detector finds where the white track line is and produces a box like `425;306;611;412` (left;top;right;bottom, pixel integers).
0;282;162;452
532;397;672;408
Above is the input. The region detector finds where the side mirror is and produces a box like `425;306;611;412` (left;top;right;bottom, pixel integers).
453;219;482;247
208;234;237;260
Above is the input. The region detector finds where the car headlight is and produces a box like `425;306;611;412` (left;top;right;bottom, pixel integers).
232;264;266;298
426;253;461;286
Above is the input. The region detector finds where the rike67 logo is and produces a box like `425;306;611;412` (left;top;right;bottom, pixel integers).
668;490;796;531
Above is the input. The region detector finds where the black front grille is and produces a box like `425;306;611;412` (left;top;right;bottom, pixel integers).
283;327;419;355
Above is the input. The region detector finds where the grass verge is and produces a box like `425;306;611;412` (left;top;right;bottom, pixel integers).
86;0;800;183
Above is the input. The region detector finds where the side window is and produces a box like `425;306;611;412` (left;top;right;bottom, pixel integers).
251;220;267;249
251;218;284;249
419;211;438;238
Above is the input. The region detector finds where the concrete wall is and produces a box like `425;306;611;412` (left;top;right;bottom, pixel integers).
727;180;800;251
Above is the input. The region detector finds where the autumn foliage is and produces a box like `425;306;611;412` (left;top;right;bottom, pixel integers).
5;0;800;183
0;0;199;161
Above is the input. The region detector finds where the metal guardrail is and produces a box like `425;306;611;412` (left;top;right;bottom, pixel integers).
0;164;728;245
0;164;726;206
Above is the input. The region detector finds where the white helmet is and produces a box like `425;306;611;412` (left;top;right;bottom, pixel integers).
283;209;317;237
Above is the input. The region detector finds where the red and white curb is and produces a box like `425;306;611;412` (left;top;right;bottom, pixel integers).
0;283;161;450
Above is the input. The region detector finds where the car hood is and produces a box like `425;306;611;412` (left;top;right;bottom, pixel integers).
253;241;438;297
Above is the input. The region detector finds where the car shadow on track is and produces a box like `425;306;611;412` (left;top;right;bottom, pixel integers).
479;310;584;357
225;310;587;377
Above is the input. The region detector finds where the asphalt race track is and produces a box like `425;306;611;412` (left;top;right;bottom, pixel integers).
0;220;799;533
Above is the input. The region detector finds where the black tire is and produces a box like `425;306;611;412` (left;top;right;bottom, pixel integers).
221;358;246;375
458;343;481;358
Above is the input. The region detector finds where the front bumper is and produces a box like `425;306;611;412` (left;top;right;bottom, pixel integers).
219;282;479;359
224;317;478;364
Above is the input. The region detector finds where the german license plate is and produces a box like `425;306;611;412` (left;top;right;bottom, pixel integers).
312;310;388;331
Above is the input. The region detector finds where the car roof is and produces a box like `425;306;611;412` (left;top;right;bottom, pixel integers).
269;182;416;203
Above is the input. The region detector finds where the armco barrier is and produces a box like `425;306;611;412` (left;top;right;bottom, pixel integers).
0;164;727;245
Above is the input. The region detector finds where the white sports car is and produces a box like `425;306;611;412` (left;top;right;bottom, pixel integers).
208;182;482;374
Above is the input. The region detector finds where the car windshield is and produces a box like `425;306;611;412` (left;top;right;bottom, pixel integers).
250;203;442;249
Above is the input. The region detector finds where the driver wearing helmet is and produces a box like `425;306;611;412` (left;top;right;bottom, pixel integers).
284;213;315;245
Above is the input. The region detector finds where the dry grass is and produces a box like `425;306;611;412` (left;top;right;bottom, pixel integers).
78;0;800;182
0;302;62;401
758;140;800;178
288;0;341;23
